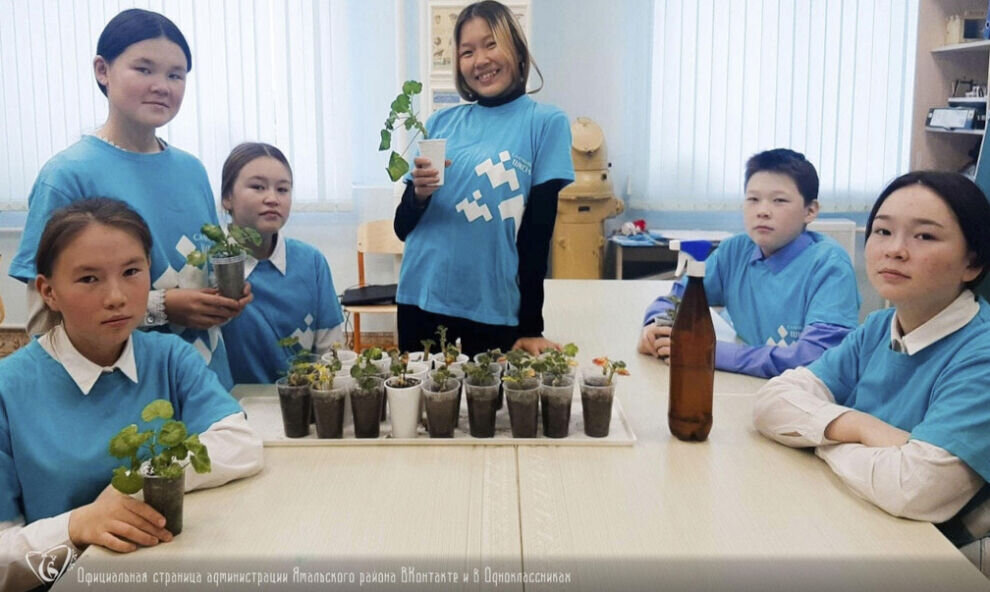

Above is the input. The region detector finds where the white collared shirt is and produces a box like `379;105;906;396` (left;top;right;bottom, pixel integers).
1;329;264;591
888;290;980;355
244;231;287;278
38;325;138;395
752;290;985;524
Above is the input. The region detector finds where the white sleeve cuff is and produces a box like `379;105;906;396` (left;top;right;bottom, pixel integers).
142;289;169;327
185;413;264;491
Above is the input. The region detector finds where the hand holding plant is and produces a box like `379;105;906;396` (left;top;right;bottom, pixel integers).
109;400;211;494
379;80;428;182
186;223;262;267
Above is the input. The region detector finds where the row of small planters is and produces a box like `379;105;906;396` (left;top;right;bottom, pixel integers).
273;349;622;440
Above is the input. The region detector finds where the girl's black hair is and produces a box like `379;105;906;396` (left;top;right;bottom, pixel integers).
95;9;192;96
866;171;990;292
36;198;152;278
221;142;293;201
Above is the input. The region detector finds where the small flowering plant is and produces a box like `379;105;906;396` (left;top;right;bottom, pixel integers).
591;357;630;385
388;349;419;388
429;363;455;390
277;336;316;386
502;349;537;385
311;358;342;391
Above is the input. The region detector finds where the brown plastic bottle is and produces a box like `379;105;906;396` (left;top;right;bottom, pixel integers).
668;265;715;441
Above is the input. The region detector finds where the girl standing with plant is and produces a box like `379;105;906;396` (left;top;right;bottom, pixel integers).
753;171;990;544
217;142;345;384
393;0;574;357
8;8;249;389
0;199;263;592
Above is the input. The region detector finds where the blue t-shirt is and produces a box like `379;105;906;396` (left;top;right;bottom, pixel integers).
0;331;243;524
396;95;574;326
808;299;990;481
221;237;344;383
9;136;234;389
704;231;859;346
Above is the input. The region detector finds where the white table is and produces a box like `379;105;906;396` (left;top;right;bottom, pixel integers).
53;280;989;591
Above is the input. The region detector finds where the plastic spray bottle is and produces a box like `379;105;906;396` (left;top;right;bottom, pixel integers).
667;240;715;441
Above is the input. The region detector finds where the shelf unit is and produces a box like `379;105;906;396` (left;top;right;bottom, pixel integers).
911;0;990;171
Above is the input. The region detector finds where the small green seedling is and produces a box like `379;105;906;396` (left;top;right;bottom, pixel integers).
186;223;262;267
379;80;428;182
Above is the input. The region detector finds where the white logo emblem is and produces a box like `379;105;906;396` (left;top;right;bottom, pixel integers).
26;544;75;584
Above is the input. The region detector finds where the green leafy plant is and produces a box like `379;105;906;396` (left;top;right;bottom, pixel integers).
379;80;428;182
109;399;211;494
592;357;630;385
350;354;381;392
429;363;455;391
463;360;497;387
388;349;418;387
657;295;682;324
502;349;536;385
434;325;460;365
532;343;579;386
186;223;263;267
277;336;315;386
420;339;436;358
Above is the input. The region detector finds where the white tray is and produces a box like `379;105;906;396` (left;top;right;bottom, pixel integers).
240;388;636;447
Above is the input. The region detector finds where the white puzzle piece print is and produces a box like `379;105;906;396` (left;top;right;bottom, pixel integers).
456;189;494;222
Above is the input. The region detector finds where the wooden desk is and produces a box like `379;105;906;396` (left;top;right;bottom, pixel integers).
54;280;988;591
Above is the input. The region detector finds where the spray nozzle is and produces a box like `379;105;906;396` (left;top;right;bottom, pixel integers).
672;240;713;277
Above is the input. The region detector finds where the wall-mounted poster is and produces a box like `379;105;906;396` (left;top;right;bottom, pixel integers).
427;1;529;79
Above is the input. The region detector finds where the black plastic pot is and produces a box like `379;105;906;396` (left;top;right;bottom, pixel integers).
276;379;311;438
143;473;185;536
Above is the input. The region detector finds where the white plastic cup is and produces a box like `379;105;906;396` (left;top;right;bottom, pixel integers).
418;139;447;186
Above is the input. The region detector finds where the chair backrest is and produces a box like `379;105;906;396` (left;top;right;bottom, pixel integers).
357;220;404;256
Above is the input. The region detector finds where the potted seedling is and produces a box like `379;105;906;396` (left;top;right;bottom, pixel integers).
580;357;629;437
109;399;211;536
321;342;358;371
430;325;468;369
502;350;540;438
533;345;579;438
385;350;423;439
275;336;315;438
310;358;347;439
409;338;435;366
349;356;384;438
652;295;682;328
462;360;500;438
421;364;461;438
379;80;446;184
186;223;262;300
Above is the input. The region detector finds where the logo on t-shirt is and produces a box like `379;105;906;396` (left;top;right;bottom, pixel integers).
455;150;527;234
764;324;802;347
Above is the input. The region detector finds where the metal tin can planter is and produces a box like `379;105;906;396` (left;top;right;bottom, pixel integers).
209;253;246;300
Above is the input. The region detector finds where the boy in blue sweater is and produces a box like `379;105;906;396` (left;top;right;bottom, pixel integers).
638;149;860;378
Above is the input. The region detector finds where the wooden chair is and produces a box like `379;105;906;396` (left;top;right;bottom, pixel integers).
345;220;404;351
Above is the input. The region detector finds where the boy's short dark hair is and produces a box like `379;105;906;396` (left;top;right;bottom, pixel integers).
744;149;819;205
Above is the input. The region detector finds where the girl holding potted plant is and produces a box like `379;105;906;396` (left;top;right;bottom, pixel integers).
393;0;574;358
217;142;345;384
753;172;990;542
8;8;250;390
0;199;263;592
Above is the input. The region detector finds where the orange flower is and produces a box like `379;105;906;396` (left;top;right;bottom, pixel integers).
617;368;630;376
593;357;607;366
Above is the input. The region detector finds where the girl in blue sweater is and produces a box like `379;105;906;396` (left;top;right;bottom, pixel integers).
754;171;990;542
0;199;262;592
